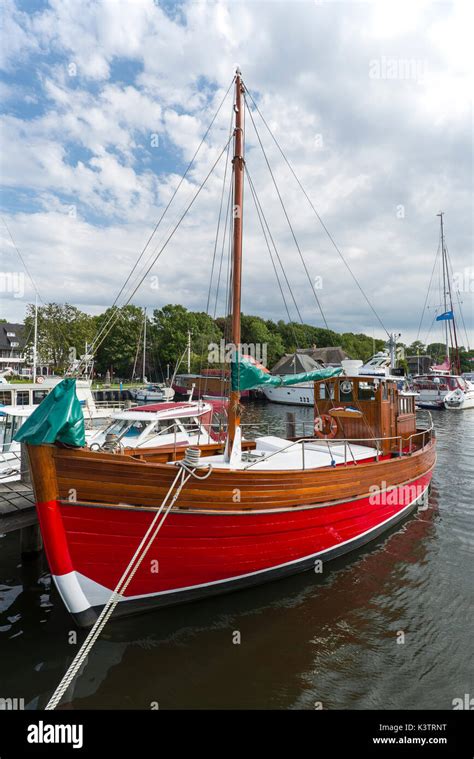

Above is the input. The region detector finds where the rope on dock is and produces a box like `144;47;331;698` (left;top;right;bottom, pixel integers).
45;456;213;710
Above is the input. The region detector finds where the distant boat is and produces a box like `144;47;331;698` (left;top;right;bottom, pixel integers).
414;374;474;410
88;400;223;452
129;307;175;403
129;384;175;403
0;378;124;483
413;213;473;410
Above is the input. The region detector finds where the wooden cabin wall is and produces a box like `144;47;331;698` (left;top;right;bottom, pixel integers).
313;379;417;451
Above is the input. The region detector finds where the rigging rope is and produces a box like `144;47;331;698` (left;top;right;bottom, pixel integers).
445;245;471;350
416;241;441;342
87;78;236;356
75;133;235;371
45;457;213;710
244;96;330;331
243;85;390;338
245;166;302;345
198;105;235;396
1;217;86;368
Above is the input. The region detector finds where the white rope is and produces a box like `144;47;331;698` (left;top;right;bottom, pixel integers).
45;459;211;710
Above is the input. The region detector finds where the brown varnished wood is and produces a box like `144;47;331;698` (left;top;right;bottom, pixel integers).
313;377;417;454
26;444;59;503
44;435;436;512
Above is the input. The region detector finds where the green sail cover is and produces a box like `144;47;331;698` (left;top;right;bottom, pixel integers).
231;356;343;392
14;378;86;447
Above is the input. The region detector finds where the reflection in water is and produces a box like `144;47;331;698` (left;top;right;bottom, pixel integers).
0;406;472;709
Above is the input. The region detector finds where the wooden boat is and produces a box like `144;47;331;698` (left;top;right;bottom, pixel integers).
21;71;436;626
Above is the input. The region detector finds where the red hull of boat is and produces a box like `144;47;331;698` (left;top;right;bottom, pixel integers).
35;471;433;626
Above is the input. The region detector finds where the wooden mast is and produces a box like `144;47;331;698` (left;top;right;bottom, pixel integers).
227;69;245;452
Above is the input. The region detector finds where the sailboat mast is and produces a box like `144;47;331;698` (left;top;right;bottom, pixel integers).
142;307;147;384
228;69;245;447
441;215;461;375
438;212;450;365
33;293;38;383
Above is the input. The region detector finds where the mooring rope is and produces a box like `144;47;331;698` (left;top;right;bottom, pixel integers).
45;456;212;710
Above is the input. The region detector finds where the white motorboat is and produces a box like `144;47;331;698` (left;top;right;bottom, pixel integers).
0;378;127;483
413;374;474;410
128;383;175;403
88;400;223;451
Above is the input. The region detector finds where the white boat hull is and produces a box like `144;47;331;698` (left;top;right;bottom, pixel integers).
443;389;474;409
262;384;314;406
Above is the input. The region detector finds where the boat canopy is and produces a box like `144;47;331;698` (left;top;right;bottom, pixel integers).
14;378;85;447
231;356;343;392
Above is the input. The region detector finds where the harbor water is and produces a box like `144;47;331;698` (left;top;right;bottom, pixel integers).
0;404;472;710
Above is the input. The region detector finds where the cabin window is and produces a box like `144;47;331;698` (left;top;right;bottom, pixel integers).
382;384;388;400
15;391;29;406
106;419;150;439
358;381;377;401
179;417;202;435
319;383;335;400
33;390;48;405
339;380;354;401
123;421;149;438
0;391;13;405
154;420;180;435
398;396;414;415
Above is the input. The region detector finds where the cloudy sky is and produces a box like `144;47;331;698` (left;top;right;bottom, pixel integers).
1;0;472;347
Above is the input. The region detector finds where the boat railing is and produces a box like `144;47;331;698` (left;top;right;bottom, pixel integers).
89;400;135;410
243;421;434;471
0;446;22;480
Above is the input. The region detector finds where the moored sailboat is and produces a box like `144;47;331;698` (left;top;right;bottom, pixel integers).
17;71;436;626
413;213;473;410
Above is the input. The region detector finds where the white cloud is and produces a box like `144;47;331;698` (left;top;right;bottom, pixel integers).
0;0;472;347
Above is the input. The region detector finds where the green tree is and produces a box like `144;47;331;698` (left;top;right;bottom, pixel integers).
152;304;221;372
240;315;285;368
24;303;95;372
94;305;146;378
426;342;448;363
407;340;426;355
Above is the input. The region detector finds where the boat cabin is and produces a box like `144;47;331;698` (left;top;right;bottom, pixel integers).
413;375;470;392
314;375;418;453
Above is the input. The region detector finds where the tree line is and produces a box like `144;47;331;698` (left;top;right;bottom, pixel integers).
21;303;473;379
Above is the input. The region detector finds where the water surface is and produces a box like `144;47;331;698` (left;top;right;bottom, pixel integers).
0;405;472;709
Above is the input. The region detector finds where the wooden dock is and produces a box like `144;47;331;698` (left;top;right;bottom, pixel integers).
0;444;39;546
0;481;37;533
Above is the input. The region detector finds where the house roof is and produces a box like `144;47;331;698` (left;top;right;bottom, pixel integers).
298;346;350;365
271;352;323;375
0;323;25;352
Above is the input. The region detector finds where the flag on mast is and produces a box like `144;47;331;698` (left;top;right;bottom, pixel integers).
436;310;454;321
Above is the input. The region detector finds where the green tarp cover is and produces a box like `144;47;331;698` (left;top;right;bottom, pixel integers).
14;378;86;447
231;356;343;392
